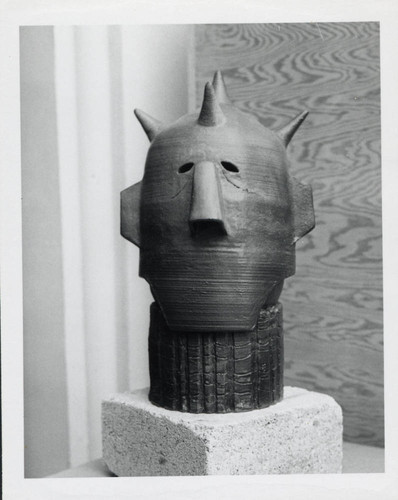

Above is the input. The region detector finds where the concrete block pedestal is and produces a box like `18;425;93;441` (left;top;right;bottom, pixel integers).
102;386;343;476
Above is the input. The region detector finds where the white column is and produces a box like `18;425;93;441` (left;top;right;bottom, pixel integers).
54;24;194;465
55;26;122;462
73;26;120;459
53;26;89;466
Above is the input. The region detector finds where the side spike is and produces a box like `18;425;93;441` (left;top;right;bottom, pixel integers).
134;108;163;142
197;82;226;127
212;70;231;104
277;110;309;147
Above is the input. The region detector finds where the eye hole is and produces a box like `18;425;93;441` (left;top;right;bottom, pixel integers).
178;162;194;174
221;161;239;173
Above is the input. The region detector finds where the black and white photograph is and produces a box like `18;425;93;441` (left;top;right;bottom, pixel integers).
1;2;398;499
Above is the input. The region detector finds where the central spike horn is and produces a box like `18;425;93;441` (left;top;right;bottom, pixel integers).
212;70;231;104
197;82;226;127
277;110;309;147
134;109;163;142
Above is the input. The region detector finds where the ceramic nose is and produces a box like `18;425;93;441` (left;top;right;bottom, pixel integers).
189;161;227;237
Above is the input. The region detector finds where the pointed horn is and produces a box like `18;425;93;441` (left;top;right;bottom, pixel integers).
134;109;163;141
277;111;309;147
197;82;226;127
212;70;231;104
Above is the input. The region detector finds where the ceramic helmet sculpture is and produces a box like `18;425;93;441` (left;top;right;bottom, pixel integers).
121;71;315;332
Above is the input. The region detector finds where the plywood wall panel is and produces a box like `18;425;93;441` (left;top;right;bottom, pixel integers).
195;22;383;447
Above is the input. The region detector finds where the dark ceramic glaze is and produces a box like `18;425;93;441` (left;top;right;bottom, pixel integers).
148;301;283;413
121;72;314;332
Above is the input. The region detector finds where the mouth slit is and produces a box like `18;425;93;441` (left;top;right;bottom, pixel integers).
189;219;228;238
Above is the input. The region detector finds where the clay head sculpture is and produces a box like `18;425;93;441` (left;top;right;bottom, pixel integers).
121;71;315;333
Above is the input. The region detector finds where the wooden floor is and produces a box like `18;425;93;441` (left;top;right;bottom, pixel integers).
195;23;383;447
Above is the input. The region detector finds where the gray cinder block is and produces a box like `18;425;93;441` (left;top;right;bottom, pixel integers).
102;386;343;476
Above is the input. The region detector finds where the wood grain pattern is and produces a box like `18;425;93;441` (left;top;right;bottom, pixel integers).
195;23;383;446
